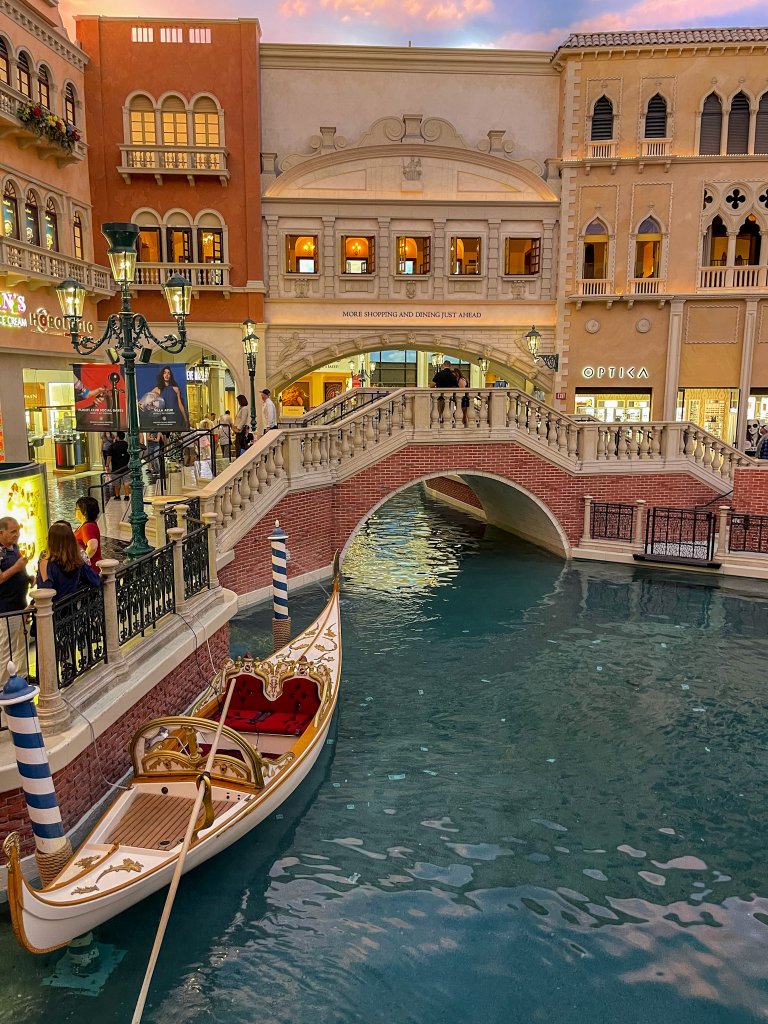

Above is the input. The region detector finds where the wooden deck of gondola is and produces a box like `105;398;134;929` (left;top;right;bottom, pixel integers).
104;793;230;851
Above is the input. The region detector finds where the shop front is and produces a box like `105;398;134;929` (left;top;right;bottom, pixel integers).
575;388;652;423
676;387;739;446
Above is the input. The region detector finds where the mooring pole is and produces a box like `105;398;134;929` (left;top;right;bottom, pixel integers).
269;520;291;651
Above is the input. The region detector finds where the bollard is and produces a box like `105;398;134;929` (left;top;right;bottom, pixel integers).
269;520;291;651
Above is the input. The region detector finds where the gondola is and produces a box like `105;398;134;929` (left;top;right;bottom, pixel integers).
3;577;341;954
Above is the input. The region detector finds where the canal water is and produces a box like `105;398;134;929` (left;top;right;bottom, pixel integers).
2;486;768;1022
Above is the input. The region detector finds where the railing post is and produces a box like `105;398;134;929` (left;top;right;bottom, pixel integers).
176;502;189;538
633;500;646;551
580;495;593;545
413;390;431;431
282;431;304;480
715;505;731;557
97;558;123;663
579;424;598;462
488;389;505;431
168;527;187;612
202;512;219;589
153;498;168;545
30;588;70;733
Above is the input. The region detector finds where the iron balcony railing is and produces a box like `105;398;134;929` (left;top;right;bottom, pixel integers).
643;507;716;563
115;544;176;645
52;586;107;687
182;525;210;599
728;513;768;555
590;502;635;542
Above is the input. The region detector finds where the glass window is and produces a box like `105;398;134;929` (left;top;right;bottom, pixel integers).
64;84;76;126
16;52;31;98
368;350;418;388
450;236;481;276
591;95;614;141
137;227;162;262
735;215;761;266
504;238;540;275
73;213;83;260
285;234;318;274
705;215;728;266
198;227;223;263
582;220;609;279
193;98;219;147
676;387;738;443
396;236;430;275
24;191;39;247
575;390;652;423
0;39;8;85
44;199;58;251
166;227;192;263
342;236;375;274
130;97;156;144
37;66;50;109
634;217;662;278
3;182;19;239
161;98;188;146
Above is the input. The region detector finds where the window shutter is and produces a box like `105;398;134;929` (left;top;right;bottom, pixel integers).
727;92;750;154
699;94;722;155
530;239;541;274
423;236;431;273
754;93;768;154
369;236;376;273
591;96;614;141
644;94;667;138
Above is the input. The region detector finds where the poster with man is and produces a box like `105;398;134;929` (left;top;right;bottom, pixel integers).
135;363;190;432
72;364;126;431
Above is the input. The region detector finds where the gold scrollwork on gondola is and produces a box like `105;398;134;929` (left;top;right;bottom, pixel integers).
96;857;144;884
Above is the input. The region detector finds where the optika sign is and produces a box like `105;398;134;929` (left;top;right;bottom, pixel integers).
582;365;649;380
0;292;27;329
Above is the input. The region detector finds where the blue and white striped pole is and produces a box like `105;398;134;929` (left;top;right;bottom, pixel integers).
0;664;71;885
269;520;291;650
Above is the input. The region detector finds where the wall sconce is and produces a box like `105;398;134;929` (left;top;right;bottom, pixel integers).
525;325;559;371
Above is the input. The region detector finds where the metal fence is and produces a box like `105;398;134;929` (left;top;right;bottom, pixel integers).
115;544;176;645
182;525;210;599
163;497;202;538
644;507;716;563
728;513;768;554
590;502;635;541
52;587;107;688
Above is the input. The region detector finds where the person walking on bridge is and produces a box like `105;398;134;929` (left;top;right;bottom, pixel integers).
430;359;459;424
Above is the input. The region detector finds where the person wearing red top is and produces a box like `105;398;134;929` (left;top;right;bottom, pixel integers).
74;496;102;572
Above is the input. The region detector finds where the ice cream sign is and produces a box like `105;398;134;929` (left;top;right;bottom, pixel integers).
0;292;27;329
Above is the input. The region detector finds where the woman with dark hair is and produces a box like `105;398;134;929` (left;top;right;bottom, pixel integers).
149;366;189;428
37;522;100;604
74;495;102;572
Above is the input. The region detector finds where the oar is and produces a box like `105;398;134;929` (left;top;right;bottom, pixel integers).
130;678;238;1024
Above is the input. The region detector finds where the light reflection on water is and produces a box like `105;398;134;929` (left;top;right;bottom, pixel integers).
2;485;768;1023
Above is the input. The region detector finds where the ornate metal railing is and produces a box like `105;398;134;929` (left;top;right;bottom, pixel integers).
182;525;210;599
282;389;391;428
728;513;768;554
52;587;107;687
643;507;716;563
115;544;176;645
163;496;202;538
590;502;635;541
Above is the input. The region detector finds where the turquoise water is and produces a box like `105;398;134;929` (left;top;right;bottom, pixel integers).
3;486;768;1022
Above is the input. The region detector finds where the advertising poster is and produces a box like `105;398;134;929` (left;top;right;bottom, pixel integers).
73;364;126;431
136;364;190;432
0;464;48;575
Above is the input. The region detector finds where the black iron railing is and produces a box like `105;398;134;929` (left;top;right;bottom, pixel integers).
282;389;391;428
644;507;716;562
728;513;768;554
163;496;202;538
115;544;175;645
52;587;107;687
182;525;210;599
590;502;635;541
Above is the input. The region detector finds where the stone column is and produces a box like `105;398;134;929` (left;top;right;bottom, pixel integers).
202;512;219;588
168;527;187;612
30;588;70;733
663;299;685;421
725;233;737;287
175;502;189;537
97;558;123;663
736;299;758;452
378;217;391;299
633;499;646;551
715;505;731;556
580;495;593;545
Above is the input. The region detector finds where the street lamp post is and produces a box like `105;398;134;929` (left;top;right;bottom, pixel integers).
241;319;259;432
525;325;559;371
56;222;191;559
478;356;489;387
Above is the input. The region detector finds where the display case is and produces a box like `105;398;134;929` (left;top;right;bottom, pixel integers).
0;462;49;575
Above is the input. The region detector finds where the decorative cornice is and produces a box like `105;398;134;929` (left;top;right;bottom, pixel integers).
0;0;87;71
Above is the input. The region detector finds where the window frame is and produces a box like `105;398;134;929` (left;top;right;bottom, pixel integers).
449;235;482;277
166;226;193;263
44;199;58;252
2;182;19;240
37;66;50;109
341;235;376;276
284;233;319;275
197;226;223;264
503;237;541;277
137;226;163;263
16;52;31;98
72;213;84;260
0;38;9;86
24;191;40;248
394;235;431;276
64;84;76;127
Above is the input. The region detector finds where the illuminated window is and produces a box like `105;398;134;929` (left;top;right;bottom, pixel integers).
395;236;430;275
699;93;722;155
342;236;375;274
634;217;662;278
131;26;154;42
24;191;40;247
644;93;667;138
2;182;19;239
193;97;219;147
735;215;761;265
504;238;540;275
582;219;609;279
189;27;211;43
704;215;728;266
130;96;156;144
166;227;192;263
159;27;183;42
161;97;188;146
285;234;318;274
37;66;50;109
16;52;31;98
64;84;76;126
198;227;223;263
450;236;481;275
137;227;162;262
73;213;83;260
591;95;614;141
0;39;8;85
44;199;58;251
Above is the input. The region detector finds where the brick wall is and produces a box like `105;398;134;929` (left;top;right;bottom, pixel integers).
426;476;484;509
1;624;230;855
732;468;768;514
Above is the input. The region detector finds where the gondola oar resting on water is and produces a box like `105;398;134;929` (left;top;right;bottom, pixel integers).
2;575;342;954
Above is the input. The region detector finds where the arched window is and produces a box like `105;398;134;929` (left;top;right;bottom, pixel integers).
24;190;40;247
756;93;768;155
727;91;750;155
37;65;50;108
165;211;192;263
44;199;58;251
644;94;667;139
193;97;220;147
591;96;614;141
2;182;19;239
129;94;156;144
0;39;9;85
704;215;728;266
735;215;761;265
161;96;188;147
699;93;723;155
634;217;662;278
64;83;76;126
582;219;609;279
16;52;31;98
135;211;162;263
72;213;83;260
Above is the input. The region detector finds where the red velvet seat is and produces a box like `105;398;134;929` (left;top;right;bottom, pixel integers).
221;673;321;736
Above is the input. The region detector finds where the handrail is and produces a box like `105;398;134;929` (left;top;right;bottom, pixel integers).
281;388;391;428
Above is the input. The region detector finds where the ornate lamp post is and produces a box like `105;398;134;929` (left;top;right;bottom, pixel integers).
478;356;489;386
241;319;259;432
525;325;559;371
348;356;372;386
56;222;191;559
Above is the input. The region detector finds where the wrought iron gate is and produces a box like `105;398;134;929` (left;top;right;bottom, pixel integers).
643;507;716;563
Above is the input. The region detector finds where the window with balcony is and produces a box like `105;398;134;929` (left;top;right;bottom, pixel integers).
450;236;481;275
193;97;219;147
396;235;430;275
16;52;31;98
24;191;39;247
634;217;662;278
198;225;223;263
37;66;50;109
699;93;723;155
582;219;609;279
342;236;375;274
591;96;614;141
2;182;19;239
504;238;540;275
735;215;761;265
138;226;162;262
73;213;83;260
166;226;192;262
64;84;77;126
0;39;8;85
704;215;728;265
44;199;58;251
727;91;750;155
286;234;318;274
161;97;187;146
129;95;156;145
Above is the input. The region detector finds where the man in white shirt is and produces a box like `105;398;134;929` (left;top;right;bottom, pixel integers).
260;389;278;432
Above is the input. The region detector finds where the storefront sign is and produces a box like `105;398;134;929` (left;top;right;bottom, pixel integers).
556;392;567;400
32;306;94;336
341;310;483;321
0;292;27;328
0;292;94;334
582;366;649;380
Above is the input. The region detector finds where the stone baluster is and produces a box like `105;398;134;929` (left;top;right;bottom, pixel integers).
266;445;277;482
175;502;189;537
229;480;242;521
616;428;629;460
702;437;714;471
96;559;123;665
248;457;260;496
683;426;696;457
557;419;568;452
257;454;268;493
430;393;441;430
403;393;415;429
213;493;224;530
202;512;220;588
567;424;579;460
239;463;251;506
222;484;233;525
649;428;661;459
580;494;593;546
694;430;706;464
319;432;330;465
329;430;340;463
626;428;639;459
546;413;559;447
273;439;285;479
637;427;650;459
340;426;351;460
633;500;646;551
167;526;187;612
31;588;70;733
365;413;376;445
311;432;322;466
595;425;607;459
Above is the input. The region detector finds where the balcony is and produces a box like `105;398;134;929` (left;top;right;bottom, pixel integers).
577;278;611;296
698;265;768;290
0;236;113;296
628;278;664;295
586;141;617;160
0;81;86;166
641;139;671;158
134;262;231;294
118;144;229;185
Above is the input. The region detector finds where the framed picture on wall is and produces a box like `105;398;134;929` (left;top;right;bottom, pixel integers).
324;382;343;402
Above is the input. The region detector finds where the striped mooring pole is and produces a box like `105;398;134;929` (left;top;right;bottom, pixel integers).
269;520;291;651
0;663;72;885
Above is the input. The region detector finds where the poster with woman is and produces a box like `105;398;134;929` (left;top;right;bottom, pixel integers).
72;364;126;431
135;364;190;432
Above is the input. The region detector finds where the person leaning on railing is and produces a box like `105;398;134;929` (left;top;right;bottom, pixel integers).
36;523;101;605
0;516;32;684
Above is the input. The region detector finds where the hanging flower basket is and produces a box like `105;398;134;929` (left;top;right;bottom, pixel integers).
16;104;81;152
